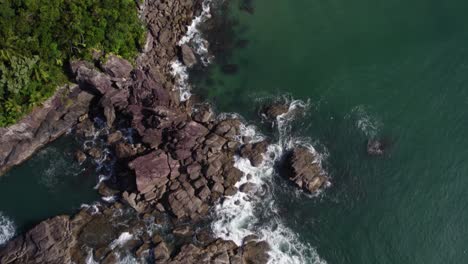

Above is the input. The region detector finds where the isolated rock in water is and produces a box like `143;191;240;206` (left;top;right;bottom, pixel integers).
283;146;329;193
101;55;133;79
75;150;87;164
181;44;197;67
260;102;289;121
367;139;385;156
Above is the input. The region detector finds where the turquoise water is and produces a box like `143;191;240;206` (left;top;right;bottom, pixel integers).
195;0;468;263
0;136;99;234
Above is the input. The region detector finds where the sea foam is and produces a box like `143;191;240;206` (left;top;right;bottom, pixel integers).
171;0;215;102
212;99;329;264
0;212;15;246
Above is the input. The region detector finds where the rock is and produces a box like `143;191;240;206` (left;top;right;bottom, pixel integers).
72;61;113;95
114;142;137;159
242;241;271;264
192;104;214;124
240;140;269;167
75;150;87;164
107;131;123;144
213;119;242;140
0;85;94;176
87;147;103;159
154;241;170;262
122;191;147;213
101;55;133;79
0;216;73;264
282;146;329;193
260;102;289;120
129;151;172;193
367;139;385;155
239;182;257;194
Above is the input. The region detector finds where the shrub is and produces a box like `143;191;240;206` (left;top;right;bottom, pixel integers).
0;0;145;126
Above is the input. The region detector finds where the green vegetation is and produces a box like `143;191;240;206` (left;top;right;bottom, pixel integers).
0;0;145;126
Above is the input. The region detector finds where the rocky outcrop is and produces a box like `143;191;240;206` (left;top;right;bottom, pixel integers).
240;140;269;167
283;146;330;193
0;1;273;263
0;216;74;264
0;85;94;176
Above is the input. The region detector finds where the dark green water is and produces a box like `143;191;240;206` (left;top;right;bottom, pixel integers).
196;0;468;263
0;136;98;237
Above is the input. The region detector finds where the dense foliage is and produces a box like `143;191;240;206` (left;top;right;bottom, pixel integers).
0;0;145;126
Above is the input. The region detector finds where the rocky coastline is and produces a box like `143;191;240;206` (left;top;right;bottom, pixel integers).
0;1;329;263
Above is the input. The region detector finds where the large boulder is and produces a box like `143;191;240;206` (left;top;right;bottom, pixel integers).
282;146;329;193
181;44;197;67
129;151;176;194
101;55;133;79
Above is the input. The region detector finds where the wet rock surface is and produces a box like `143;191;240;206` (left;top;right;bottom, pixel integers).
282;146;330;193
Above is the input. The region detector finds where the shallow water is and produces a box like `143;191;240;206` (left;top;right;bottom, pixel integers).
0;136;99;237
194;0;468;263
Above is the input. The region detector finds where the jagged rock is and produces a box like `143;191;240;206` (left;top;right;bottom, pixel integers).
242;241;271;264
213;119;242;140
129;151;172;194
192;104;214;124
260;102;289;120
72;61;113;95
101;55;133;79
75;150;87;164
239;182;257;194
181;44;197;67
283;147;329;193
87;147;103;159
0;85;94;176
154;241;170;262
114;142;138;159
0;216;73;264
240;140;269;167
107;131;123;144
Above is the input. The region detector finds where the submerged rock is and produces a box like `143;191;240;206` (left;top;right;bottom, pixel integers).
367;139;385;156
259;102;289;121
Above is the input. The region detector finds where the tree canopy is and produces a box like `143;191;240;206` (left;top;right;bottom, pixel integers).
0;0;145;126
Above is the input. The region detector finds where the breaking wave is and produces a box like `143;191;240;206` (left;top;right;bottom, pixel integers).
171;0;216;102
212;99;329;264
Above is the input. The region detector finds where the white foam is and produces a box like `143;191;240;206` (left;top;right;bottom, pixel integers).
212;99;329;264
171;0;216;102
111;232;134;249
0;212;15;246
178;0;215;65
346;105;382;138
170;60;191;102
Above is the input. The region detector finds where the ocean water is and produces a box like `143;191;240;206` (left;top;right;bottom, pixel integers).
193;0;468;263
0;136;99;240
